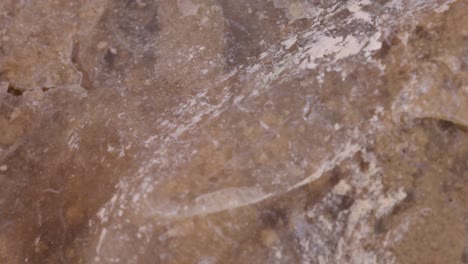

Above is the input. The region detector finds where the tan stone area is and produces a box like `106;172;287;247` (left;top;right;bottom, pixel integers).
0;0;466;263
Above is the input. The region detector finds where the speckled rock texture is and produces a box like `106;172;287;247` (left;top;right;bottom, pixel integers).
0;0;467;263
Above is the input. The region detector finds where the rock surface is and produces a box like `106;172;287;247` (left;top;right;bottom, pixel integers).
0;0;467;263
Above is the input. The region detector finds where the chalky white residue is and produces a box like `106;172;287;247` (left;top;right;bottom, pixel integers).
67;133;80;150
245;1;384;90
347;0;373;23
246;30;382;90
434;3;449;13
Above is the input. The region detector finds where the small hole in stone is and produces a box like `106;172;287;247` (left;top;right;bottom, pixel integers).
7;84;24;96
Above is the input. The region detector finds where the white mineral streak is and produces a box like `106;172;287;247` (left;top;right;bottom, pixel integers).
147;142;361;219
282;35;297;50
96;228;107;255
375;188;407;219
289;143;361;190
245;1;386;89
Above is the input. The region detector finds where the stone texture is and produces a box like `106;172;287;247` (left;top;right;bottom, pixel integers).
0;0;466;263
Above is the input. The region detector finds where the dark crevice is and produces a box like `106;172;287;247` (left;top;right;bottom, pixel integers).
7;84;24;96
414;117;467;132
437;119;467;132
6;83;54;96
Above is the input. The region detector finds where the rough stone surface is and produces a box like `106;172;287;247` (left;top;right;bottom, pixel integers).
0;0;466;263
